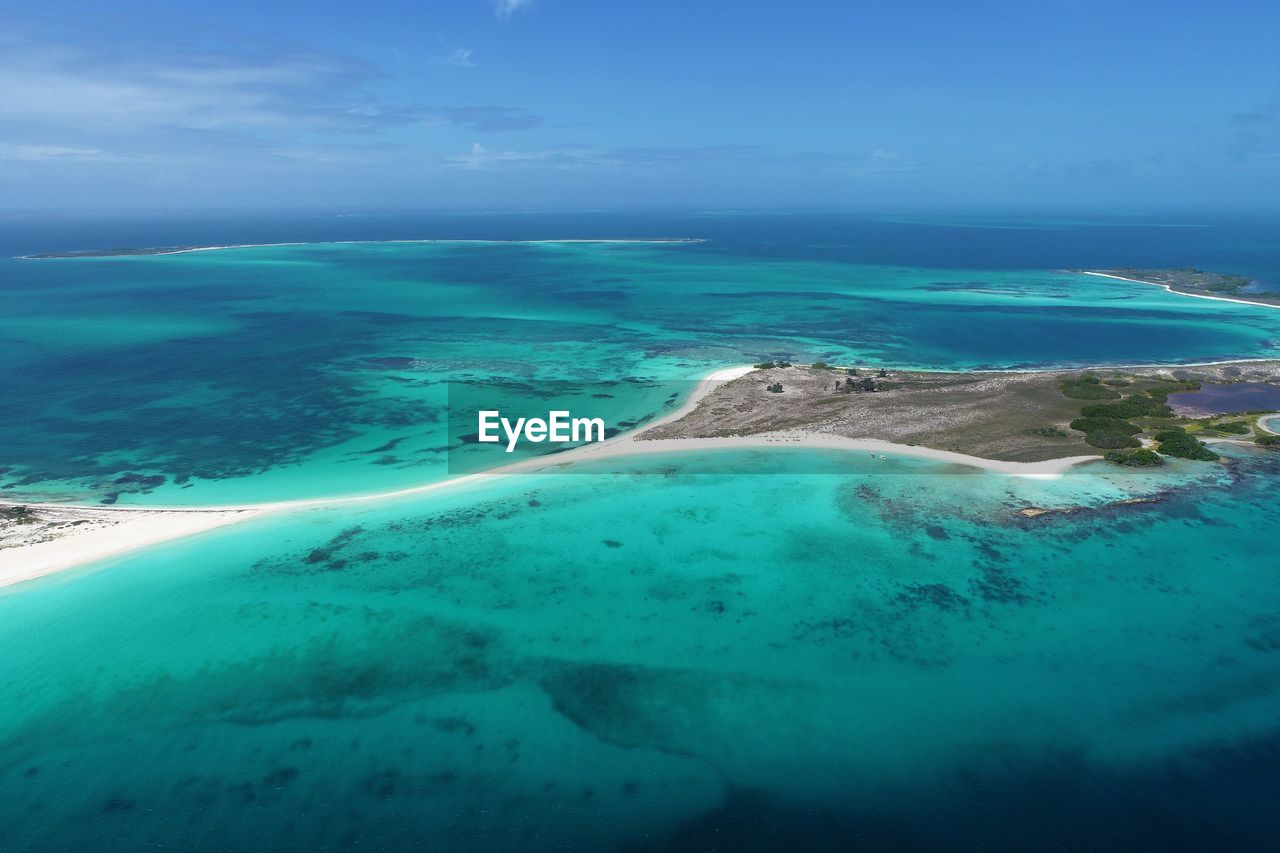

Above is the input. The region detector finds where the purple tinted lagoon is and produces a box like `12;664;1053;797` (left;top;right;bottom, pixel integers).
1168;382;1280;416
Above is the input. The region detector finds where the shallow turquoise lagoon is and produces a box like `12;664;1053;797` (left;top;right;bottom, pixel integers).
3;448;1279;849
4;239;1280;504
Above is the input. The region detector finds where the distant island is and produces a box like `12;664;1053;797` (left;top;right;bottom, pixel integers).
20;238;705;259
23;246;205;259
1083;268;1280;308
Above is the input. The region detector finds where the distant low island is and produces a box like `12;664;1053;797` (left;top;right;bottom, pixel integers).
23;246;205;259
1083;268;1280;308
20;238;705;260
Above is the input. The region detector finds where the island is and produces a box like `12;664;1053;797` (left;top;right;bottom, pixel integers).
22;246;207;258
1083;268;1280;308
5;360;1280;589
640;360;1280;465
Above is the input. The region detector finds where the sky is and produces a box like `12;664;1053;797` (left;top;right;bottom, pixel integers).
1;0;1278;211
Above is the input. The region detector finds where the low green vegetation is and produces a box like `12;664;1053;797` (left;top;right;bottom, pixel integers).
1069;416;1141;435
1208;420;1250;435
1104;448;1165;467
1030;425;1068;438
1254;434;1280;447
1110;268;1254;295
1153;427;1220;461
1069;415;1141;449
1060;373;1121;400
754;360;793;369
766;383;784;393
810;361;832;370
1079;388;1175;420
1060;378;1221;465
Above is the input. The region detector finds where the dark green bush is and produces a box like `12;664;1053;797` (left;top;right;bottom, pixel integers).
1105;448;1164;467
1212;420;1250;435
1069;415;1142;448
1080;391;1173;420
1254;434;1280;447
1060;373;1122;400
1069;417;1140;435
1085;431;1142;449
1154;428;1220;461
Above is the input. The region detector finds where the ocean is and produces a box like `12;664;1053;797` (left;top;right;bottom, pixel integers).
2;211;1280;504
2;211;1280;849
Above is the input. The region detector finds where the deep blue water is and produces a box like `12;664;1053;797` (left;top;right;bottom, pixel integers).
5;209;1280;283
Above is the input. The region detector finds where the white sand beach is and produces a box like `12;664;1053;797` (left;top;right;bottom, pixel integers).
0;506;257;589
1083;271;1280;310
1;364;1102;589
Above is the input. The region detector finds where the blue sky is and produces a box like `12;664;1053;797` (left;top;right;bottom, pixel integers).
2;0;1278;210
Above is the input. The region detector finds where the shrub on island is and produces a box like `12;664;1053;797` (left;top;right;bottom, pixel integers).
1154;427;1220;461
1079;390;1173;420
1084;431;1142;449
1069;416;1141;435
1069;415;1141;449
1211;420;1250;435
1105;448;1165;467
1254;434;1280;447
767;383;784;393
1060;373;1121;400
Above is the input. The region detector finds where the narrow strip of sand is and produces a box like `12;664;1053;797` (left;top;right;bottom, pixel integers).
1;364;1100;589
1082;271;1280;311
0;507;258;589
20;238;705;259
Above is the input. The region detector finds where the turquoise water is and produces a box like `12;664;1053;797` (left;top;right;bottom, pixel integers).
4;213;1280;848
2;448;1279;849
3;236;1280;504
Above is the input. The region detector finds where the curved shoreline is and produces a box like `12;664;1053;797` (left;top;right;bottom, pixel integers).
1;364;1105;589
18;238;705;260
1082;271;1280;311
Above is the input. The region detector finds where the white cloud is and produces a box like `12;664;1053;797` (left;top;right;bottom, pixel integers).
448;142;530;169
0;143;108;161
494;0;534;20
447;142;617;170
432;48;476;67
0;39;543;157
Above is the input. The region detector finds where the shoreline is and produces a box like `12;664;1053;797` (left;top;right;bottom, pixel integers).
1082;271;1280;311
18;238;705;260
1;364;1106;589
0;508;258;590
